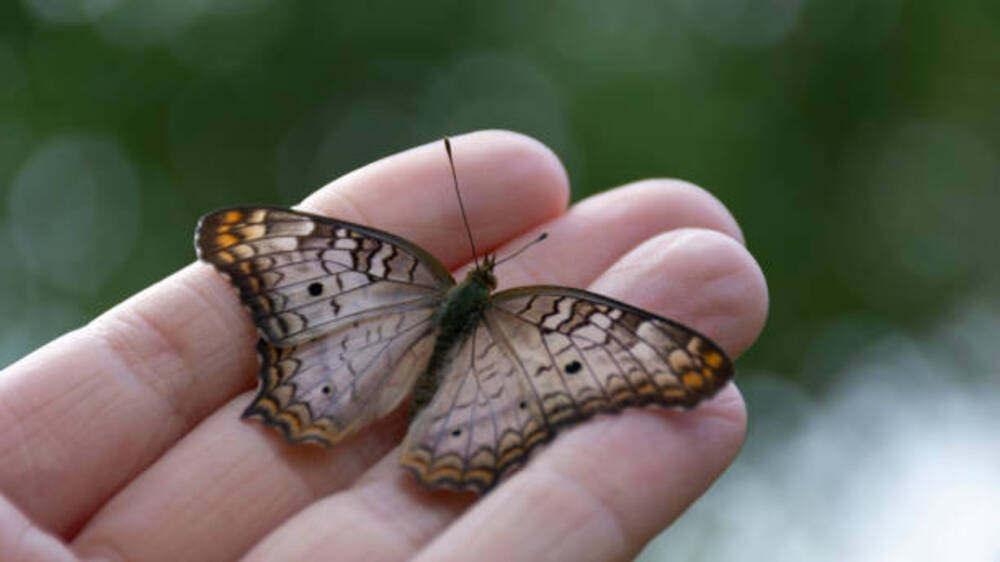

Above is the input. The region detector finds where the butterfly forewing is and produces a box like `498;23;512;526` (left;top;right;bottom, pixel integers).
399;286;733;493
495;287;733;408
196;207;454;346
196;206;454;444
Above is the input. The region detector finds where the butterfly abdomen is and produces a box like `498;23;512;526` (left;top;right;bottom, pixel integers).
410;271;493;417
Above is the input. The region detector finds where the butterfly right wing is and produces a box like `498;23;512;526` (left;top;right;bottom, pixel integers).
196;206;453;444
400;286;733;493
196;206;454;346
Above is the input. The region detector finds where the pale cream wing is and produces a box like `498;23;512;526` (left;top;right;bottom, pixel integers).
400;286;733;493
400;320;547;492
195;206;453;444
247;305;438;445
195;206;454;346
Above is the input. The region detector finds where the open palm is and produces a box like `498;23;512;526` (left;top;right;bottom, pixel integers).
0;131;766;561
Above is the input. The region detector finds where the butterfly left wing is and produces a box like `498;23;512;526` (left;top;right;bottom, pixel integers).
196;206;454;346
195;206;455;445
399;286;733;493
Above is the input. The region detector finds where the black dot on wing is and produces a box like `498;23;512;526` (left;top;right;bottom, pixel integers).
518;401;527;410
321;385;331;394
308;282;324;296
565;360;582;374
451;428;462;437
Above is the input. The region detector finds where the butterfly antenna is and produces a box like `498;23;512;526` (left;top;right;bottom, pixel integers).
496;232;548;267
444;137;480;268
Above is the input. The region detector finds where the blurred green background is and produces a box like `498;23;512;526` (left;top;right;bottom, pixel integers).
2;1;998;559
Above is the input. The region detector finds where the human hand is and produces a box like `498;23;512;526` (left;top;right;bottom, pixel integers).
0;130;767;561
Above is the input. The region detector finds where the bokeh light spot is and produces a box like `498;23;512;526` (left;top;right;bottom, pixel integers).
866;121;1000;286
91;0;213;47
674;0;805;46
9;134;140;295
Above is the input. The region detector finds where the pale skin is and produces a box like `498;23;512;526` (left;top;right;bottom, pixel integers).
0;130;768;561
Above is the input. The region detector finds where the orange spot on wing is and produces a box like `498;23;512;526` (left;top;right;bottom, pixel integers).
222;210;244;223
215;233;239;248
465;468;496;486
682;371;705;389
662;387;687;399
635;382;657;396
703;351;724;369
522;425;547;448
429;467;463;482
498;446;525;467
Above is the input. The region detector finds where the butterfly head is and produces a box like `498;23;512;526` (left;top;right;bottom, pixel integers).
465;254;497;292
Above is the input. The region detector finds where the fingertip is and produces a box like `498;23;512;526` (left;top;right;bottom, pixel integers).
576;178;745;246
446;129;571;232
461;129;571;202
299;130;571;268
592;227;768;357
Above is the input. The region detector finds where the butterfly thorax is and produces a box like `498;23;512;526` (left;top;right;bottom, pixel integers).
410;258;497;417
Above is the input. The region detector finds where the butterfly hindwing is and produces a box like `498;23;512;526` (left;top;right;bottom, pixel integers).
400;320;551;492
195;207;454;346
246;312;438;445
399;286;733;493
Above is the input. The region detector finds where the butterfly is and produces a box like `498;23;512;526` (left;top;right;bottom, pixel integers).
194;140;733;494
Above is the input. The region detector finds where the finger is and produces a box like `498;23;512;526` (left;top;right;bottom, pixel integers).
415;229;764;561
469;178;744;290
72;397;412;561
0;130;569;536
0;495;77;562
71;178;752;559
241;228;766;561
244;455;472;562
584;227;766;357
418;387;746;562
300;130;570;268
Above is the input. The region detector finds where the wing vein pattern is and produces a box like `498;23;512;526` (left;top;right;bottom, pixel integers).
399;286;733;493
196;206;454;445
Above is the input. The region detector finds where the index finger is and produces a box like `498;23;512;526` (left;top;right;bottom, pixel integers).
0;130;569;535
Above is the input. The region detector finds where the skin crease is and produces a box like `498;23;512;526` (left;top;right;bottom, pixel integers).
0;130;767;561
